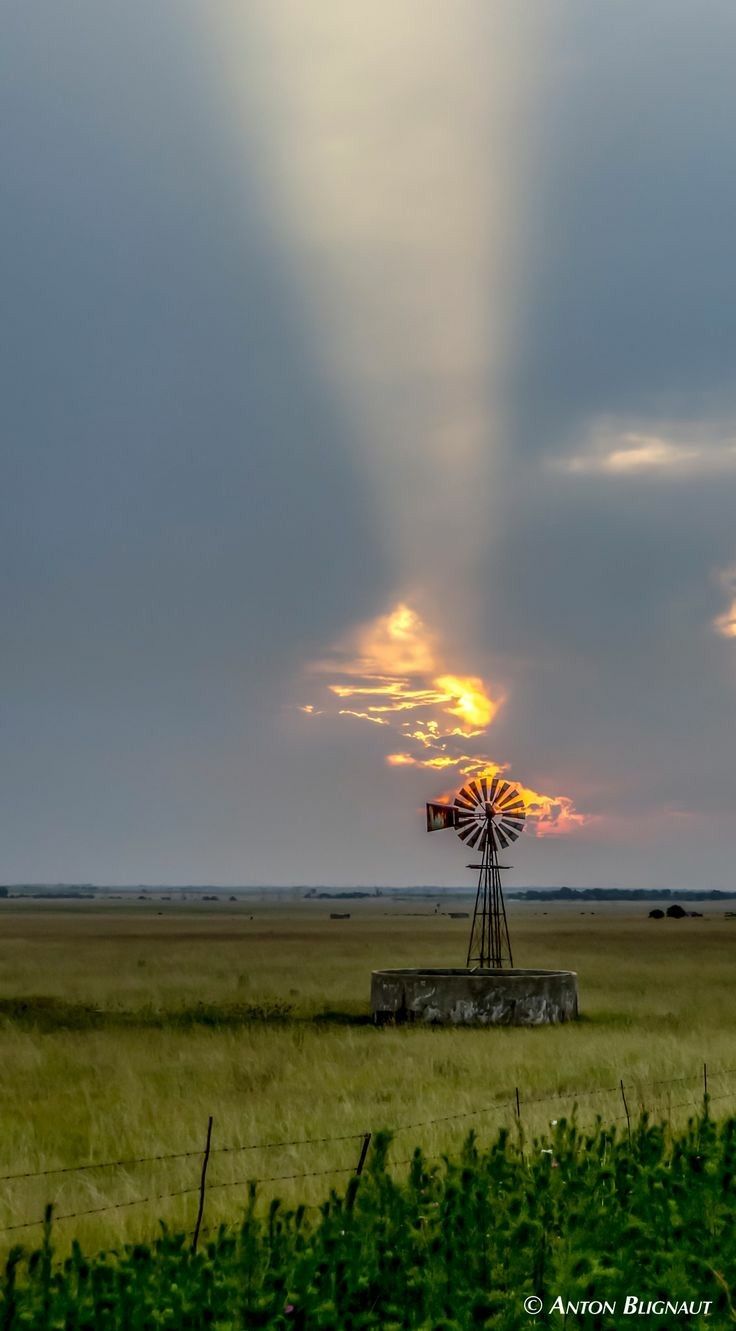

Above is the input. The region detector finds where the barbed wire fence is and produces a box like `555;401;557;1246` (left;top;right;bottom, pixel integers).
2;1062;735;1247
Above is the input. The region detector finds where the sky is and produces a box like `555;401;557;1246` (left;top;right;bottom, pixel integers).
3;2;736;889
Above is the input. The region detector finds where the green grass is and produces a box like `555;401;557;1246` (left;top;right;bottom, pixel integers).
2;1114;734;1329
1;897;736;1252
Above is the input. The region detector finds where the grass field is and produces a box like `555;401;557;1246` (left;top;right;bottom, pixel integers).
2;895;736;1253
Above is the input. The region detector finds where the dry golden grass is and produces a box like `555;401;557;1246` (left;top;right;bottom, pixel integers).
1;895;736;1252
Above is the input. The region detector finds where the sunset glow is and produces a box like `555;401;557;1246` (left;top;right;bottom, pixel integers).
302;601;587;836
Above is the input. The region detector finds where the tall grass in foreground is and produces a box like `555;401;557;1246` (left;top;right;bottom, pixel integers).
2;1114;735;1330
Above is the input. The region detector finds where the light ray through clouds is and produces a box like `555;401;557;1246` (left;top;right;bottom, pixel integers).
208;2;541;598
302;603;587;837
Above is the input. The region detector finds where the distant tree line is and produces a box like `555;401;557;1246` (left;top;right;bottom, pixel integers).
507;887;736;901
0;886;91;899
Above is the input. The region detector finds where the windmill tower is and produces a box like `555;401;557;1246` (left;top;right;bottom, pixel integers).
426;776;526;968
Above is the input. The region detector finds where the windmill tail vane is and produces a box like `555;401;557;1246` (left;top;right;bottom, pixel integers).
426;775;526;969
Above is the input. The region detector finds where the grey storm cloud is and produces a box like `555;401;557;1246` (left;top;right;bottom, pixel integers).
2;1;736;887
475;2;736;852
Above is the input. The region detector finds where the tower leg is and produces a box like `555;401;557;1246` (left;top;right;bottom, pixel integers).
467;830;513;969
466;863;484;968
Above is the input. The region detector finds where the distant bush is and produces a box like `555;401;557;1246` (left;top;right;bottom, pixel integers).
2;1114;733;1329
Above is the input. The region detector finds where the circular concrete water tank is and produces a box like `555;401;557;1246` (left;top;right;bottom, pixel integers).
371;967;578;1026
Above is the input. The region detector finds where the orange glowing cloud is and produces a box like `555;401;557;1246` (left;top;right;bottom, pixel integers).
434;674;499;731
490;773;587;839
311;603;501;739
315;603;437;679
433;765;587;838
299;600;588;836
338;710;390;725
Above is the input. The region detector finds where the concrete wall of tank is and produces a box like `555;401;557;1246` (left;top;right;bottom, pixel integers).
371;968;578;1026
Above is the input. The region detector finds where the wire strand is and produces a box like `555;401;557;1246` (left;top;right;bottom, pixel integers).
2;1066;735;1188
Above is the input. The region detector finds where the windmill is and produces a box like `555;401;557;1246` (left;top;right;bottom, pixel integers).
426;776;526;969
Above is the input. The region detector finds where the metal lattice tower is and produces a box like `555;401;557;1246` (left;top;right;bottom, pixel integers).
426;776;526;968
466;824;513;968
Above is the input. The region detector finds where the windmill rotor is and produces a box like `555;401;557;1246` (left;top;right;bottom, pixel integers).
454;775;526;853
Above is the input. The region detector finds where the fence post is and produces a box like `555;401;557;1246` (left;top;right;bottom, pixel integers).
355;1133;372;1176
620;1080;631;1144
703;1062;709;1115
192;1116;213;1253
514;1087;526;1161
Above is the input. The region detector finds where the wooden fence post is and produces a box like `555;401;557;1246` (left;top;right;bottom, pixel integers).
620;1080;631;1144
514;1087;526;1162
355;1133;372;1176
192;1116;213;1253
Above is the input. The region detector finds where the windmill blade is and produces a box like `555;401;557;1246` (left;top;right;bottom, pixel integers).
469;778;484;806
494;779;511;805
495;824;510;849
497;786;521;809
456;787;477;811
477;826;488;853
458;822;478;843
499;821;522;843
487;776;501;803
455;821;478;842
466;824;483;850
497;791;526;823
480;775;489;802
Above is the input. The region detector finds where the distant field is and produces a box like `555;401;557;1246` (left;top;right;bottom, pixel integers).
1;895;736;1252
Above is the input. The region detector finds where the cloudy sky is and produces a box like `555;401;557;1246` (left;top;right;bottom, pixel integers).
3;2;736;888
